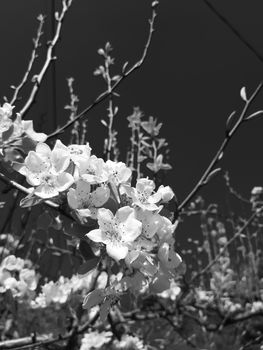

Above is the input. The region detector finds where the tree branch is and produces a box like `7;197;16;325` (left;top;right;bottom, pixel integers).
9;15;45;106
202;0;263;64
46;1;159;140
0;311;99;349
190;205;263;284
178;82;263;213
18;0;73;118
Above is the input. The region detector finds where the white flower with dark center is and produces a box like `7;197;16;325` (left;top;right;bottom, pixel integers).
86;206;142;261
18;141;74;198
76;155;108;184
105;160;132;185
125;178;162;211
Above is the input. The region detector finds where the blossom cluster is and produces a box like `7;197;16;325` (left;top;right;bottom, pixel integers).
31;275;90;308
0;103;47;159
80;331;146;350
0;255;38;298
14;137;182;314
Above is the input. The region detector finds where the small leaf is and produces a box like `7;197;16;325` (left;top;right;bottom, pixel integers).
112;75;121;82
82;289;105;310
97;48;105;56
218;152;223;161
122;61;129;74
152;0;159;8
78;240;95;260
245;110;263;121
78;257;100;275
100;299;111;323
225;111;237;134
20;193;42;208
204;168;221;185
2;125;14;142
101;119;108;127
240;86;247;101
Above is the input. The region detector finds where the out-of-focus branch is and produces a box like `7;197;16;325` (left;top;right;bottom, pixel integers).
203;0;263;64
47;1;159;140
9;15;45;106
0;311;99;350
178;82;263;213
190;205;263;283
224;171;250;204
18;0;73;118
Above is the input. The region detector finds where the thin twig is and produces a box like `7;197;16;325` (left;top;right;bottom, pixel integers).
18;0;73;118
178;82;263;212
9;15;45;106
47;1;158;140
203;0;263;64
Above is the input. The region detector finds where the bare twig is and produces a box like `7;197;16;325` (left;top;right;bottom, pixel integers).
47;1;159;140
202;0;263;64
9;15;45;106
18;0;73;118
178;82;263;212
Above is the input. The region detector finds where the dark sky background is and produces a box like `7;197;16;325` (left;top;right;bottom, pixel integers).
1;0;263;248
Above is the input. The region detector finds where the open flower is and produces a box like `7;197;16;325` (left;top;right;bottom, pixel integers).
105;160;131;185
67;179;110;219
86;207;142;261
18;141;74;198
125;178;162;211
76;155;108;184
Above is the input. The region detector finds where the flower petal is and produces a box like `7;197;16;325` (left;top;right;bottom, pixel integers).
67;188;79;209
90;186;110;207
36;143;51;160
106;242;128;261
87;229;108;244
115;206;134;223
122;217;142;243
51;140;70;174
97;208;114;230
55;173;74;192
34;184;59;198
